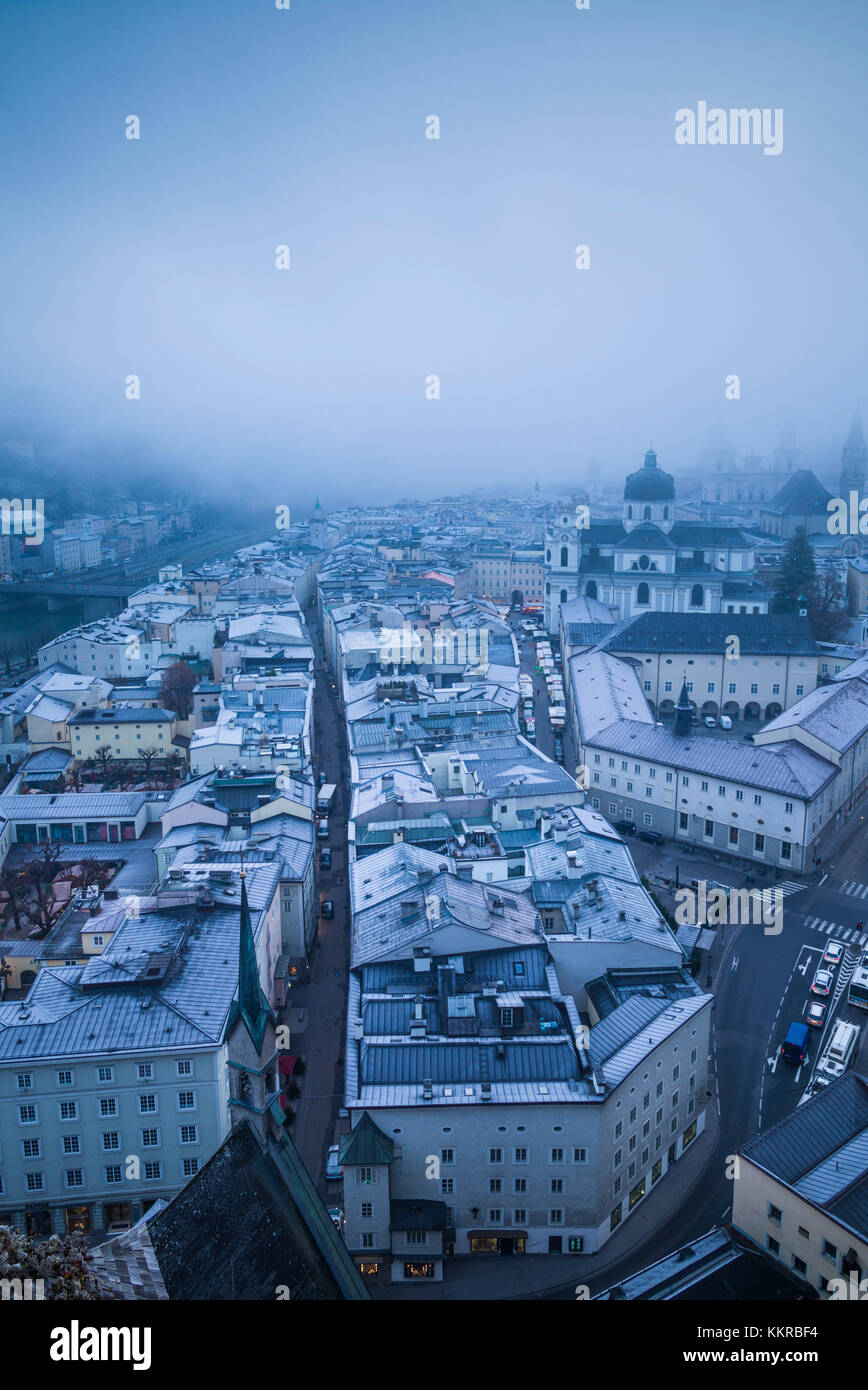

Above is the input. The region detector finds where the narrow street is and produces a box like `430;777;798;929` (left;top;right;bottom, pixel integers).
282;600;351;1198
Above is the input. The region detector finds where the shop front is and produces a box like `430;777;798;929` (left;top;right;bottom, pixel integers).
468;1230;527;1255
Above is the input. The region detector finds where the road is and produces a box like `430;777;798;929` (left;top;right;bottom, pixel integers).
282;598;352;1201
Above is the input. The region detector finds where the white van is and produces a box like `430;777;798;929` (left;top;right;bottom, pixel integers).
719;715;732;730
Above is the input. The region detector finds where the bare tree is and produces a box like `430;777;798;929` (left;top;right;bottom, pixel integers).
0;865;29;932
138;746;160;777
158;661;197;721
22;843;68;937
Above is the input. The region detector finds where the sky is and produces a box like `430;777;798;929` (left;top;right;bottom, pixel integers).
1;0;867;508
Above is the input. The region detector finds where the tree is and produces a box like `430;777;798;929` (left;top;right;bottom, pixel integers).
67;857;109;896
809;565;850;644
22;842;68;937
0;864;29;932
0;1226;112;1299
159;661;197;720
93;744;114;777
138;746;160;776
773;528;815;616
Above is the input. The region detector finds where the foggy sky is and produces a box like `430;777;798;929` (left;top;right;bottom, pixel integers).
1;0;866;507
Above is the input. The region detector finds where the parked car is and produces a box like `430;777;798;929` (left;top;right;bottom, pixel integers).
811;968;834;997
718;714;732;730
613;819;637;837
319;847;332;870
327;1206;345;1235
703;716;716;728
326;1145;342;1181
780;1020;810;1064
806;1001;827;1028
823;941;844;966
638;829;664;844
321;899;335;919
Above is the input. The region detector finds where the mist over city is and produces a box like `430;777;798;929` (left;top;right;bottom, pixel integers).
0;0;866;1353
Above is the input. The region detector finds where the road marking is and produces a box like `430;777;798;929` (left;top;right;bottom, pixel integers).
731;956;739;972
777;880;808;897
767;1053;779;1073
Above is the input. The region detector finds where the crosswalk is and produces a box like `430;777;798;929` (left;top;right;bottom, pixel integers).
804;917;868;948
834;879;868;899
777;880;808;897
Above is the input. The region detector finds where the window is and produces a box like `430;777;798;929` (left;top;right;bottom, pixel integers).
707;682;715;695
550;1179;563;1195
767;1202;782;1227
489;1178;502;1194
100;1097;118;1118
97;1066;114;1083
177;1060;192;1076
440;1149;454;1166
637;582;650;606
17;1073;33;1090
613;1149;622;1169
550;1147;564;1164
822;1239;837;1265
62;1135;81;1155
183;1158;199;1178
65;1169;84;1189
489;1147;503;1164
701;780;708;793
22;1138;41;1158
488;1210;502;1225
643;1092;650;1110
614;1121;622;1139
177;1091;195;1110
105;1165;123;1184
717;784;726;797
754;794;762;806
59;1100;78;1121
610;1204;622;1231
144;1161;162;1181
573;1147;587;1163
628;1135;637;1153
513;1146;528;1163
797;1225;810;1240
781;841;791;861
655;1107;663;1125
141;1128;160;1148
735;789;743;802
102;1132;120;1151
704;819;713;838
57;1070;74;1087
441;1178;454;1195
179;1125;198;1144
642;1121;650;1139
137;1064;153;1080
767;1235;780;1256
356;1167;377;1184
755;833;765;852
514;1208;527;1224
138;1095;157;1114
26;1172;45;1192
548;1209;564;1225
18;1104;38;1124
792;1255;807;1276
513;1177;527;1194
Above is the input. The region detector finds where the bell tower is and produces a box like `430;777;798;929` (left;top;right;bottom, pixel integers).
544;506;581;633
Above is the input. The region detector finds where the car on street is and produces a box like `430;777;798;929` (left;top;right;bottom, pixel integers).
637;829;664;844
811;968;835;997
823;941;845;966
806;1001;827;1028
613;819;637;837
703;716;716;728
321;899;334;919
319;847;332;870
326;1145;342;1181
327;1206;345;1236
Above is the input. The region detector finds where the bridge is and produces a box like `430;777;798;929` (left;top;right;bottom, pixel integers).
0;578;132;601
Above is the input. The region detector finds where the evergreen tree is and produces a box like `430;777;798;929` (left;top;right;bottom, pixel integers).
773;528;815;615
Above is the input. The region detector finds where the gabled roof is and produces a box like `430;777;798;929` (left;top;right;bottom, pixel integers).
339;1110;394;1166
767;469;833;514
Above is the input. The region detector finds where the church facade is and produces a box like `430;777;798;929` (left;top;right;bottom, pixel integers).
544;449;769;632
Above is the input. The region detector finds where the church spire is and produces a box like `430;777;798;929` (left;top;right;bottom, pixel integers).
840;410;867;495
228;869;273;1053
674;677;692;737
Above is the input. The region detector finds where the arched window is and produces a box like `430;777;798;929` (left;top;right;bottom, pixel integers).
546;549;551;563
690;584;703;607
560;589;568;603
663;506;669;520
643;506;651;521
637;582;650;606
638;554;650;571
627;505;633;519
545;581;550;595
586;580;597;599
560;546;569;568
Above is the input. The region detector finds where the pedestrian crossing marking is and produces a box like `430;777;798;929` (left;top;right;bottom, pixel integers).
777;880;807;897
836;880;868;899
805;918;868;948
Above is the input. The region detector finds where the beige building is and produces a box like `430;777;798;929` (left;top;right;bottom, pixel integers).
69;707;179;763
731;1072;868;1297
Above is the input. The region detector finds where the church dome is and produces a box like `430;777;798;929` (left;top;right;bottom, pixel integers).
624;449;676;503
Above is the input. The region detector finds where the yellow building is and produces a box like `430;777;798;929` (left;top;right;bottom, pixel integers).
69;707;179;763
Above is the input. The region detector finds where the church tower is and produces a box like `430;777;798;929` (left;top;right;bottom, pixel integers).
840;412;867;497
544;504;582;633
309;496;329;550
674;679;693;737
622;449;676;534
226;870;283;1147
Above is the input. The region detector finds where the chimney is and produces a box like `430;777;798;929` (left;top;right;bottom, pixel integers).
566;850;580;878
